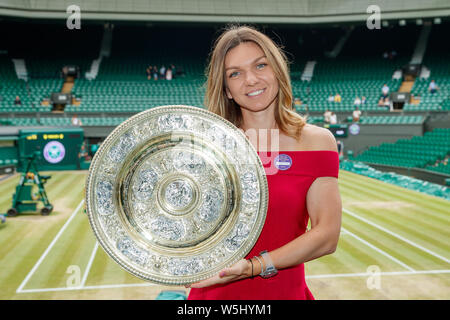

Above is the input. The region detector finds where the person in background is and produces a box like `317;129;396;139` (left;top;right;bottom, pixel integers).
78;143;90;162
329;112;337;124
187;25;341;300
334;93;341;103
361;96;366;105
323;109;332;123
352;106;361;122
165;67;173;81
14;96;21;105
381;84;389;100
71;115;82;126
337;140;344;159
153;66;159;80
146;66;153;80
170;64;176;78
353;96;361;106
429;80;439;94
160;65;166;78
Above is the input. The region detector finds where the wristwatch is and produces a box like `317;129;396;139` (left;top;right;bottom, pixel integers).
259;250;278;278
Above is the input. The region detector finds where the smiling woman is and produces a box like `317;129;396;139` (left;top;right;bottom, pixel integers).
224;42;279;115
205;25;306;141
187;25;342;300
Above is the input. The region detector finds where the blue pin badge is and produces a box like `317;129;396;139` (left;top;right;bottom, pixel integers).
274;154;292;171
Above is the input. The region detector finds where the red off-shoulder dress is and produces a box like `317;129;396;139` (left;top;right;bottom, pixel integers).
188;150;339;300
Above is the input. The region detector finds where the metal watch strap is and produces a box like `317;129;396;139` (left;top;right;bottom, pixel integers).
259;250;278;278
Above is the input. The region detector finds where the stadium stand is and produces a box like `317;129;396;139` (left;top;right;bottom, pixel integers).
405;22;450;112
0;20;449;181
67;26;212;113
1;22;101;113
293;24;420;114
345;22;450;176
351;128;450;169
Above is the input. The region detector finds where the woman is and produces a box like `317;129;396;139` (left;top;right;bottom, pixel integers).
187;25;342;300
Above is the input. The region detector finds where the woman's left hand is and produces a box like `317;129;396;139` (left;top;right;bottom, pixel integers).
186;259;251;289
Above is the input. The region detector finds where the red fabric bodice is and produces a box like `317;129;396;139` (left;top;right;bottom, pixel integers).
188;150;339;300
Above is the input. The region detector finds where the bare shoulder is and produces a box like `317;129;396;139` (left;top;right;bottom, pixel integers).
297;124;338;152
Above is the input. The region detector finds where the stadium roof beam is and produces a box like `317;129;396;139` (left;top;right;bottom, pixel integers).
0;0;449;25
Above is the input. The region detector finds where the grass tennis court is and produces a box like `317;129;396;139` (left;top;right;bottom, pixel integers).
0;170;448;300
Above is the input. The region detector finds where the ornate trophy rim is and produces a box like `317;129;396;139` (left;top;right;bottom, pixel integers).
85;105;268;285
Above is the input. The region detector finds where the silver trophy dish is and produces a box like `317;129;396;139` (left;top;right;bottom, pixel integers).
85;105;268;285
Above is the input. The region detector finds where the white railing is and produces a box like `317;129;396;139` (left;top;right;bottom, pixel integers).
301;61;317;81
410;23;432;65
12;58;28;81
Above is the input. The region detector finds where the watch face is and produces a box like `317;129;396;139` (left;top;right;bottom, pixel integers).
261;266;277;278
266;267;276;274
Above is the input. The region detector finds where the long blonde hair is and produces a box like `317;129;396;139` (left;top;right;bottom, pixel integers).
205;25;306;140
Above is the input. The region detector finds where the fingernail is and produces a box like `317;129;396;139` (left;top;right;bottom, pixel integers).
219;271;226;277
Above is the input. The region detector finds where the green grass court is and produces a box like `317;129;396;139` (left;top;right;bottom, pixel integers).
0;170;449;300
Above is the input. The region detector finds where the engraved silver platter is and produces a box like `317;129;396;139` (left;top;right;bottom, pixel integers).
85;105;268;285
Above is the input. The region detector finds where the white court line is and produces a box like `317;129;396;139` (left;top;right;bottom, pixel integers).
17;270;450;294
306;269;450;279
343;208;450;264
80;241;99;288
18;282;157;294
341;227;415;272
16;199;85;294
15;204;447;294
